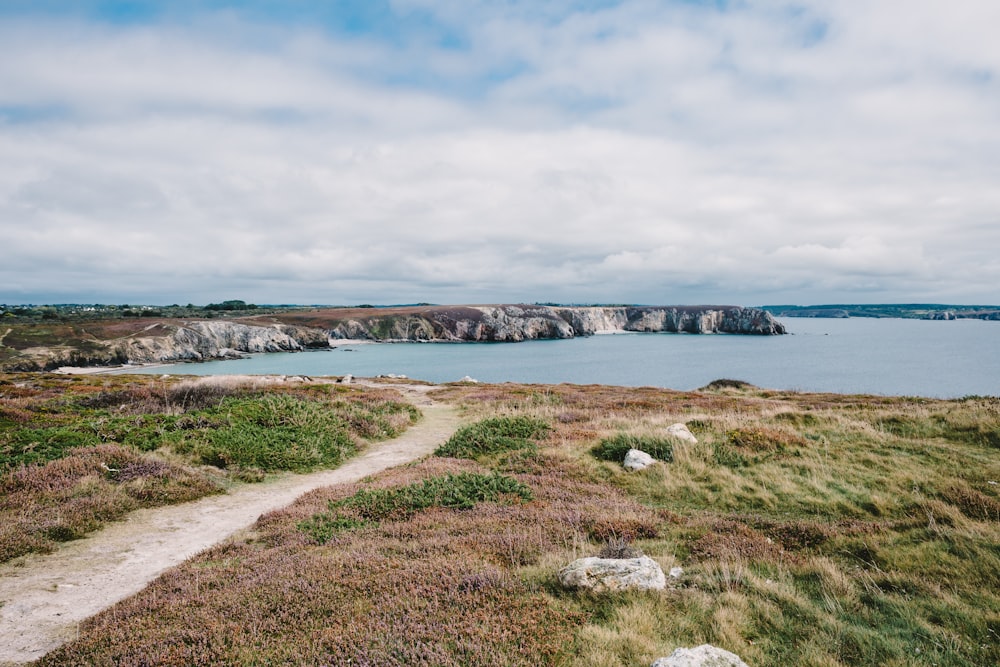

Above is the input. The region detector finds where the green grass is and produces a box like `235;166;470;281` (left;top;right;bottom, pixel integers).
591;433;675;463
2;384;419;474
1;426;102;469
434;415;550;459
171;395;358;471
299;471;533;544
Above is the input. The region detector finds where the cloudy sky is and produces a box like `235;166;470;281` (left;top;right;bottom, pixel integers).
2;0;998;306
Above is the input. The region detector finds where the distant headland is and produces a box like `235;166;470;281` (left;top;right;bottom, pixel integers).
0;304;784;371
762;303;1000;320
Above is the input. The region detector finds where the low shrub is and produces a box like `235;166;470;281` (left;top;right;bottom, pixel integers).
597;537;644;559
434;416;550;459
1;426;101;469
172;395;358;472
300;472;533;544
0;444;221;562
727;426;805;452
700;378;755;391
591;433;674;463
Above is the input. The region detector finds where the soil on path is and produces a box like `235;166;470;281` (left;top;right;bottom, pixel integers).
0;383;463;665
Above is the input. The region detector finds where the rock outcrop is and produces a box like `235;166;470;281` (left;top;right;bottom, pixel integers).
110;322;308;364
651;645;749;667
558;556;666;592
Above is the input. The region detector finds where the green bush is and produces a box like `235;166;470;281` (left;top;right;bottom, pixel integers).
434;416;550;459
180;395;357;472
300;472;533;544
591;433;674;463
1;427;101;469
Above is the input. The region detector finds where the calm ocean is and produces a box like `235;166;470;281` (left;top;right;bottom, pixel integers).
123;318;1000;398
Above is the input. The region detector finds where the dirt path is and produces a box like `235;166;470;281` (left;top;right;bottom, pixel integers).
0;383;462;665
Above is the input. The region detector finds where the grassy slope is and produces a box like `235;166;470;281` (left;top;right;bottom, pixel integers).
20;380;1000;666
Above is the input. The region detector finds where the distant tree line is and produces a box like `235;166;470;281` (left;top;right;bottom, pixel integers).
203;300;258;311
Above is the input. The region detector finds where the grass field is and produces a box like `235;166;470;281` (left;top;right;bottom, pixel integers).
5;375;998;666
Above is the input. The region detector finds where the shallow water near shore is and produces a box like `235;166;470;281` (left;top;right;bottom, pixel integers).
122;318;999;398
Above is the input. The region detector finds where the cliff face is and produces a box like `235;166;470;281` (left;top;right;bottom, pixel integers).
556;306;785;336
111;322;311;364
327;305;575;342
2;305;784;370
326;305;784;342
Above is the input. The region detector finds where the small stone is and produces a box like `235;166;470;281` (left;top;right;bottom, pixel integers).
666;423;698;443
669;566;684;579
652;645;748;667
652;644;749;667
559;556;666;592
459;375;479;383
623;448;656;471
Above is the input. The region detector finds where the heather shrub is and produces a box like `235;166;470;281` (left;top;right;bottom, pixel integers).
434;416;550;459
300;472;533;544
0;444;221;562
592;433;674;463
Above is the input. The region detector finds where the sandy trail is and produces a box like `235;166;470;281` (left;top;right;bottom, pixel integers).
0;383;462;665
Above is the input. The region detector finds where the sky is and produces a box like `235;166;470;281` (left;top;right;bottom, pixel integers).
1;0;998;307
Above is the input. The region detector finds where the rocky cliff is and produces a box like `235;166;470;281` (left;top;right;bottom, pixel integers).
111;321;325;364
555;306;785;336
323;305;784;342
2;305;784;370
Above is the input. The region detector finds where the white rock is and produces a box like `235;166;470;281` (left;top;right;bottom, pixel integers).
623;448;656;471
666;423;698;443
652;645;749;667
559;556;666;592
459;375;479;383
341;374;353;384
669;566;684;579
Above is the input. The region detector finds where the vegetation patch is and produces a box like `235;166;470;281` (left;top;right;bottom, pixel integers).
300;471;533;544
434;415;550;459
591;432;675;463
0;444;221;562
726;426;806;452
12;379;1000;666
0;374;419;562
171;395;358;471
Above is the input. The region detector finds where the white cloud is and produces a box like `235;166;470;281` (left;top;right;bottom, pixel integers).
0;1;998;305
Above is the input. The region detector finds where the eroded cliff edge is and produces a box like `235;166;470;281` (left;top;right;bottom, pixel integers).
1;305;784;370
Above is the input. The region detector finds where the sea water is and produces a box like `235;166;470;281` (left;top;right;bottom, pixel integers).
122;318;999;398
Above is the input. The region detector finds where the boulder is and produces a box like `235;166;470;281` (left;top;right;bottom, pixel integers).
340;374;353;384
666;423;698;443
559;556;666;592
623;448;656;471
652;645;749;667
